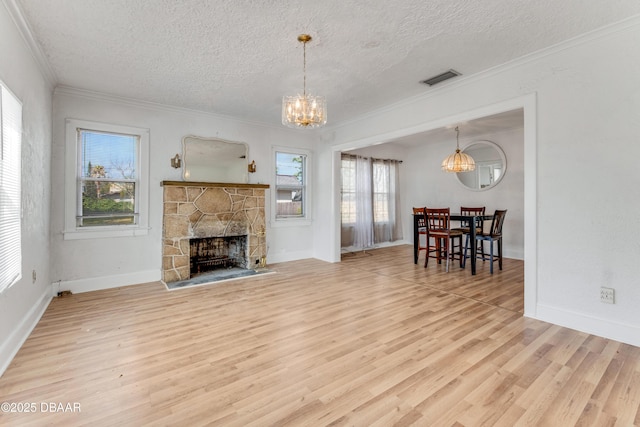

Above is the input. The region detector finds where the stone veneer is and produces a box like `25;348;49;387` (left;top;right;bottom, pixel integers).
161;181;268;283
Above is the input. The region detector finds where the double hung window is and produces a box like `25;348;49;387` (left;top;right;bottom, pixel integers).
64;119;149;239
275;150;308;220
77;129;138;227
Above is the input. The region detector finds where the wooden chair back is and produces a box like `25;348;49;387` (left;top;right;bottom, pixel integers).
423;207;451;234
460;206;485;230
488;209;507;237
413;207;426;229
461;206;485;217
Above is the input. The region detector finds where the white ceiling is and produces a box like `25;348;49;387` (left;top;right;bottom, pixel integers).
15;0;640;133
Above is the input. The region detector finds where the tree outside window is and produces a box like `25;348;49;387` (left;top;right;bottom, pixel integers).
275;151;306;219
78;129;138;227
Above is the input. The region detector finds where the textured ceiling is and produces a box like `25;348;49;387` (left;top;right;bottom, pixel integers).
15;0;640;129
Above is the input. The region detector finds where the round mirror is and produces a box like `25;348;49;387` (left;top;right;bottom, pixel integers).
456;140;506;191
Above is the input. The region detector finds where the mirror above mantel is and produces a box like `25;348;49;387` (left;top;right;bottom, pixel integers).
182;135;249;183
456;140;507;191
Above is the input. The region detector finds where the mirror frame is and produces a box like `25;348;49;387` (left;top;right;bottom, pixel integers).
182;135;249;183
455;140;507;191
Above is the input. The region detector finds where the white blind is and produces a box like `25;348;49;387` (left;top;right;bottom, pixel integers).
0;84;22;293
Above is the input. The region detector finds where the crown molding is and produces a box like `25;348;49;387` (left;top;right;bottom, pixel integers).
2;0;57;88
54;85;291;132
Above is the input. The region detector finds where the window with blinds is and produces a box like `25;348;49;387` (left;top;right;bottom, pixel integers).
0;83;22;293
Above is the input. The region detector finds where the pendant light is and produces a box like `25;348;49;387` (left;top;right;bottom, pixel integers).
282;34;327;129
442;126;475;172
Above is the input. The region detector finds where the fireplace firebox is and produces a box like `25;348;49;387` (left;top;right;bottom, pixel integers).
189;235;248;276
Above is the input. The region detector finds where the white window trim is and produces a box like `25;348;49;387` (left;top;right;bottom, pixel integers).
63;119;150;240
271;145;312;227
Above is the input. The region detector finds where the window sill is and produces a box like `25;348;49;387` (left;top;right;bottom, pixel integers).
63;227;150;240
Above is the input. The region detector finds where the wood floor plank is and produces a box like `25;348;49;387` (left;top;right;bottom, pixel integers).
0;245;638;426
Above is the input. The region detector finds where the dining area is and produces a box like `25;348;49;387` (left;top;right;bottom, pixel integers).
412;206;507;275
340;122;523;282
399;126;519;277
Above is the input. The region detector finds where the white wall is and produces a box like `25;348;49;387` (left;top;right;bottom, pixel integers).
0;1;53;374
50;89;317;293
316;17;640;347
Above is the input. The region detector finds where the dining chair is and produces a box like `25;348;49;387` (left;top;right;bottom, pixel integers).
452;206;486;258
423;207;463;272
413;207;428;263
463;209;507;274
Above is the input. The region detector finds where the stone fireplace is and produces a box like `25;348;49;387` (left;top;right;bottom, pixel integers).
161;181;269;284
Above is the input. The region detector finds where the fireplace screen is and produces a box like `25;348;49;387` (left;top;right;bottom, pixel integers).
189;235;248;276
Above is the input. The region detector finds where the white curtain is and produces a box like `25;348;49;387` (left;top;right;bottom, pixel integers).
341;154;403;249
372;159;402;243
354;155;374;249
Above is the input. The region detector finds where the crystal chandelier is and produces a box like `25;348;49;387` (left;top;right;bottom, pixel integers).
442;126;476;172
282;34;327;129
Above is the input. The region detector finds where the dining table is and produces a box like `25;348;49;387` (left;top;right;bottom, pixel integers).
413;212;494;275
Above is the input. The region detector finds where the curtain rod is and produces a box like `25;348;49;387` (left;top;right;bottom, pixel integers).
341;153;403;163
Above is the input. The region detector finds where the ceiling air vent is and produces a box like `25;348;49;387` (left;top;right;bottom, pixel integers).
420;69;461;86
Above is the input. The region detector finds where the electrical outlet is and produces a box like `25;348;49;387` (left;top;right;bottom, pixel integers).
600;287;614;304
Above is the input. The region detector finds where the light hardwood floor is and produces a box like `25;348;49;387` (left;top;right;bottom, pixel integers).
1;245;639;426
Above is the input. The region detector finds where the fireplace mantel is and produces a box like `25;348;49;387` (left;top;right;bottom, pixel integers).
161;181;268;283
161;181;269;189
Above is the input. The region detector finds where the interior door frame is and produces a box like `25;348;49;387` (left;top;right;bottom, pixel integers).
330;93;537;317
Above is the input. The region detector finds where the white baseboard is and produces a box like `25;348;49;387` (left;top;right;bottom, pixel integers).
53;270;161;295
267;250;314;265
531;304;640;348
506;249;524;260
341;240;409;254
0;286;52;377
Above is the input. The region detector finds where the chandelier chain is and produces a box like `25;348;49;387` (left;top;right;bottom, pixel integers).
302;40;307;97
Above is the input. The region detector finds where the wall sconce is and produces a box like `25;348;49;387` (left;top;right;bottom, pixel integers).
170;154;181;169
248;160;256;173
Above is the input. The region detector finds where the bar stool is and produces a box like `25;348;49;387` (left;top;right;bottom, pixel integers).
463;209;507;274
423;207;463;272
413;207;427;263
